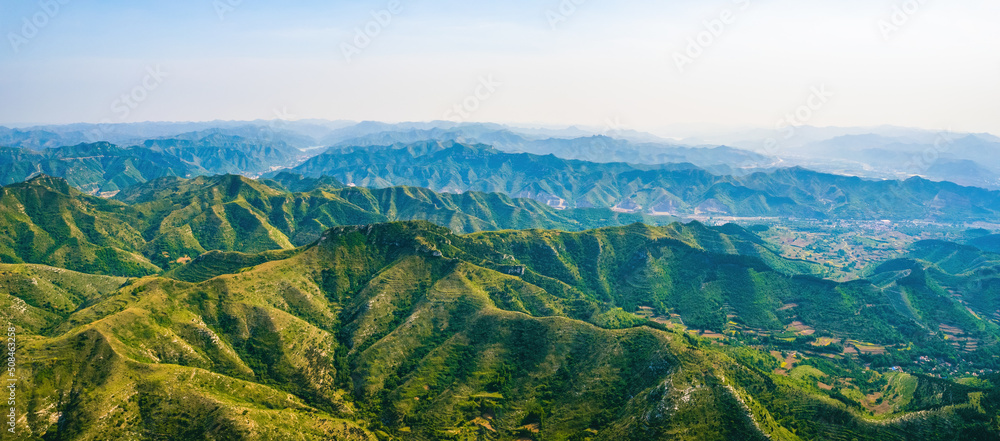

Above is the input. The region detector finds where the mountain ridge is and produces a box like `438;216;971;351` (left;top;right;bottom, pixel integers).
287;141;1000;221
6;219;997;440
0;174;678;276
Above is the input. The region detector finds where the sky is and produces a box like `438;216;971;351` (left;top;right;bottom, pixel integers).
1;0;998;136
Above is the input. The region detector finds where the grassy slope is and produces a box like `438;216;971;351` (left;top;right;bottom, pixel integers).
865;241;1000;366
0;176;160;276
0;174;677;276
9;221;998;440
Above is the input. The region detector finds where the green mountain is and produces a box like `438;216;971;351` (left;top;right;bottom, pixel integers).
865;239;1000;366
0;175;676;276
139;132;308;176
118;174;680;270
9;221;998;440
287;141;1000;221
0;175;160;275
263;171;346;192
0;142;203;195
0;263;127;333
437;224;1000;369
7;136;1000;224
0;127;83;150
0;134;309;196
968;234;1000;254
326;126;768;172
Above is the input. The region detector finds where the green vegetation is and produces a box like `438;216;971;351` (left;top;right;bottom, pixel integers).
0;174;678;277
0;134;307;195
0;142;202;195
7;220;999;439
0;175;160;276
860;240;1000;374
288;141;1000;222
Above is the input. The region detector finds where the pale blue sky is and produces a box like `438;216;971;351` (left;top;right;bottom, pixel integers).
1;0;998;135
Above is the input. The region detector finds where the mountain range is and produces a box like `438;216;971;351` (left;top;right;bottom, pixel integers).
2;121;1000;439
6;219;998;440
0;174;675;277
6;133;1000;225
324;126;768;173
6;120;1000;192
286;140;1000;222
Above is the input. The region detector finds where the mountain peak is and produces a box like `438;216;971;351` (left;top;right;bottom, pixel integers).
317;220;455;255
264;172;345;192
57;141;121;153
23;174;75;194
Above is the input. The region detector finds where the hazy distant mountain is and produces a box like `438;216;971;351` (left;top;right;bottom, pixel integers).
666;126;1000;189
781;133;1000;189
0;133;319;194
494;135;769;171
2;120;772;172
0;142;204;194
0;120;356;150
287;140;1000;222
319;121;510;145
923;159;1000;189
139;131;309;176
330;126;770;171
321;121;688;147
0;127;82;150
675;125;949;150
6;121;1000;193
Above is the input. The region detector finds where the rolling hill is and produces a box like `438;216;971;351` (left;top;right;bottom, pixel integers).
0;174;677;276
866;239;1000;362
7;221;998;440
2;127;999;440
0;175;159;275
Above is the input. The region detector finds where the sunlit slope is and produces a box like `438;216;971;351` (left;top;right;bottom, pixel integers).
0;174;676;276
0;176;159;276
8;221;997;439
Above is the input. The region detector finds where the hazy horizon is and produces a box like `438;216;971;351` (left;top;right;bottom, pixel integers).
5;118;997;146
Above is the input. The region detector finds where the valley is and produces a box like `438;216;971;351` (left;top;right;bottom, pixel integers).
0;122;998;440
5;0;998;437
4;220;999;440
